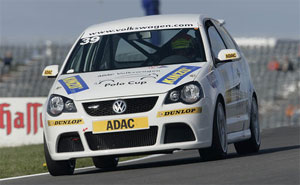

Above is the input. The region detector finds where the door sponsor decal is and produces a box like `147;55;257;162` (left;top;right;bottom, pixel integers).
156;65;200;85
59;75;89;94
225;83;240;104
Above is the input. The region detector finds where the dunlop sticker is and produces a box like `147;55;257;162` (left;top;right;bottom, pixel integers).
59;75;89;94
48;119;84;126
157;107;202;117
156;65;200;85
225;53;237;59
93;117;149;133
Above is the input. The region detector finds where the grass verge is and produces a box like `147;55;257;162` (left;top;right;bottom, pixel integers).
0;144;142;179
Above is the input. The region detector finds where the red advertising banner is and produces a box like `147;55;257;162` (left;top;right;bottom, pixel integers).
0;98;46;147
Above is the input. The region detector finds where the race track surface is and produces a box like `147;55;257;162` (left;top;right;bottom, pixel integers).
2;126;299;185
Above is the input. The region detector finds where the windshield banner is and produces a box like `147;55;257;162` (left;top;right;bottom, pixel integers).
82;23;197;38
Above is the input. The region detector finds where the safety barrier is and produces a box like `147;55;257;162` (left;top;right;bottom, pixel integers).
0;98;45;147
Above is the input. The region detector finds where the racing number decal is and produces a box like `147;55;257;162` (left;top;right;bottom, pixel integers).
80;36;100;45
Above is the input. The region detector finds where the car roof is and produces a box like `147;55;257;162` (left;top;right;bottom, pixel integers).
82;14;209;38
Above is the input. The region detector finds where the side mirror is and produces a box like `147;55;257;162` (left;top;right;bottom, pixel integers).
42;65;59;78
217;19;226;26
217;49;241;62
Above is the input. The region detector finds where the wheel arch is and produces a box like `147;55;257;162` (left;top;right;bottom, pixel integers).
252;91;258;102
216;94;226;116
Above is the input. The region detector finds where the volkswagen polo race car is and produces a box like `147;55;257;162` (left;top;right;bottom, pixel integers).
42;14;261;176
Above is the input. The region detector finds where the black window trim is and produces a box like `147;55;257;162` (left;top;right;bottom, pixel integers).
212;20;243;63
204;19;229;66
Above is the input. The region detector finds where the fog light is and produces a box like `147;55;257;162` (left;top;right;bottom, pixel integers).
65;100;76;112
169;90;180;102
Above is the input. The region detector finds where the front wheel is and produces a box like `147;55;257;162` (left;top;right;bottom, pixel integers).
199;101;228;161
234;97;261;154
92;156;119;170
44;137;76;176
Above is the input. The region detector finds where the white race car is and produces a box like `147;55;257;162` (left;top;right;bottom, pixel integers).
42;14;260;176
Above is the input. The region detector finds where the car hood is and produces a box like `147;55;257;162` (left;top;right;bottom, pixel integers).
52;63;206;101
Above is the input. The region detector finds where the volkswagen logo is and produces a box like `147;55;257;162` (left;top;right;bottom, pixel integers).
112;100;127;114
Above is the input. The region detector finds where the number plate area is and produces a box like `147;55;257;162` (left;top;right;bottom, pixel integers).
92;117;149;134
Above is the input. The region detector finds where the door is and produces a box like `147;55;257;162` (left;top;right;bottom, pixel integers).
212;20;249;131
205;20;241;133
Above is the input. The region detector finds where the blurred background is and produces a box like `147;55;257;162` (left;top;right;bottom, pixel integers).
0;0;299;138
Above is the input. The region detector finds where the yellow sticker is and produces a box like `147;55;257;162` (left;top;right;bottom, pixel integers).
157;66;200;85
93;117;149;133
63;77;83;90
157;107;202;117
44;70;52;75
225;53;237;59
48;119;84;126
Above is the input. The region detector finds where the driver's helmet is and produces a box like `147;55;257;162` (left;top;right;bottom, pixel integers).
171;34;194;51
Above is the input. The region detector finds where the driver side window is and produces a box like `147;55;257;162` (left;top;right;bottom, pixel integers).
206;21;226;58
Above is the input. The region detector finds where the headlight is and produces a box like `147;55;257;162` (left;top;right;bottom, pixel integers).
49;96;64;115
181;84;200;104
169;90;180;102
65;100;76;111
47;95;77;116
165;82;203;104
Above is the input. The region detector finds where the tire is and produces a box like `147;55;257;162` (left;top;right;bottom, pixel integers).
44;137;76;176
92;156;119;170
199;100;228;161
234;97;261;155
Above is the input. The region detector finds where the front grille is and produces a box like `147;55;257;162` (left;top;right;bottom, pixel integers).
164;123;195;144
57;132;84;153
82;97;158;116
85;126;158;150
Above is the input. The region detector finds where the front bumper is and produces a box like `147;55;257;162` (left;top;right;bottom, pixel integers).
43;94;213;161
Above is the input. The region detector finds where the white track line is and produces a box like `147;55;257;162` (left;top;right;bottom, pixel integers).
119;154;165;164
0;154;165;182
0;173;49;182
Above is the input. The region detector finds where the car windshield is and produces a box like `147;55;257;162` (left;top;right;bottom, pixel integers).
63;28;206;74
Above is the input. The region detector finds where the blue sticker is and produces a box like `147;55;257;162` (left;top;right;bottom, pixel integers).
157;65;201;85
59;75;89;94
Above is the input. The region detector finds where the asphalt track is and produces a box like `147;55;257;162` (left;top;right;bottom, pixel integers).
1;126;299;185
